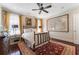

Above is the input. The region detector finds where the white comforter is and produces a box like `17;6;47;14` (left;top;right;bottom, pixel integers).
22;32;34;48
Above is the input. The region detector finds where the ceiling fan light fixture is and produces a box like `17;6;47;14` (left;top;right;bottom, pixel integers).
32;3;52;14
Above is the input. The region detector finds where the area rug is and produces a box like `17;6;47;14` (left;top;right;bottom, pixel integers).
18;40;76;55
18;41;35;55
50;40;76;55
33;42;65;55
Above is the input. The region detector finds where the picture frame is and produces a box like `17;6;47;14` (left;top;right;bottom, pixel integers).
47;14;69;32
24;17;37;29
25;17;32;28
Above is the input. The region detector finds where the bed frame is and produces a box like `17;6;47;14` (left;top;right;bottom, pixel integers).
33;32;50;49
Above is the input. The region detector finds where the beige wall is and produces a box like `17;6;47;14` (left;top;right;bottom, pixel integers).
43;7;79;43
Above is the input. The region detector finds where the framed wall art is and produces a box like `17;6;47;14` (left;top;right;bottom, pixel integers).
25;17;32;28
47;14;69;32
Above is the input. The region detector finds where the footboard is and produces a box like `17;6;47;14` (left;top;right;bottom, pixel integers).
33;32;50;49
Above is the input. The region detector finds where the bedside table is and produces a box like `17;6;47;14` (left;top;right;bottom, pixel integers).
9;35;21;45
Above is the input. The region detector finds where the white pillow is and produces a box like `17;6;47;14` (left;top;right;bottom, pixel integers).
24;29;32;32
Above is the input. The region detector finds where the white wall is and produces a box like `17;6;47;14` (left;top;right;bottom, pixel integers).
0;6;3;32
42;19;47;32
43;7;79;44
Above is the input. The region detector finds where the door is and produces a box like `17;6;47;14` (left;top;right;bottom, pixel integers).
73;13;79;44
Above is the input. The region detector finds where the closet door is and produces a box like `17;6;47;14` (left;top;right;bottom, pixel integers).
73;13;79;44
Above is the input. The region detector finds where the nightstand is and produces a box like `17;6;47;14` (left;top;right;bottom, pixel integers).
9;35;21;45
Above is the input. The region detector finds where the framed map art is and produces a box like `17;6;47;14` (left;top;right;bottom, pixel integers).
47;14;69;32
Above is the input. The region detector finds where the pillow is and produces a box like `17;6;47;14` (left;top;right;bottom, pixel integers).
24;29;32;33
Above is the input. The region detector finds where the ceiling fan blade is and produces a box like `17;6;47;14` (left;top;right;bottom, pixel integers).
32;9;39;11
40;3;43;6
44;5;52;9
39;10;42;14
43;9;48;13
37;3;41;7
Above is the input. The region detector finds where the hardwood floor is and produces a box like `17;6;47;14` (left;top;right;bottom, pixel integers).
0;38;5;54
8;44;21;55
0;37;79;55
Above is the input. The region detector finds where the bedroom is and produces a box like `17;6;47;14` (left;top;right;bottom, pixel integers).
0;3;79;55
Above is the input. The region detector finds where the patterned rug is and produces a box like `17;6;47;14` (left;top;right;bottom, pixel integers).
18;40;76;55
33;42;64;55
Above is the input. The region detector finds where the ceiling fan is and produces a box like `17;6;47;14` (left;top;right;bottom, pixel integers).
32;3;52;14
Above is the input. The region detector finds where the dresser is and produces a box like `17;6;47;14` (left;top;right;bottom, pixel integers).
9;35;21;45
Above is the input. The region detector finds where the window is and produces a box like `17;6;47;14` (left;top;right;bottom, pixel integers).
37;18;42;32
9;13;20;35
37;19;40;32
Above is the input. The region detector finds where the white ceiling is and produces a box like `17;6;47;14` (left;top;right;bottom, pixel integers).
0;3;79;18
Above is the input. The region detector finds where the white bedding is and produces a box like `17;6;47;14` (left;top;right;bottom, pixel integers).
22;29;49;49
22;32;34;48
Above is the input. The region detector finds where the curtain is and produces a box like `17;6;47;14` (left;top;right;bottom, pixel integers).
35;18;38;32
19;15;23;34
5;12;10;32
40;18;43;32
